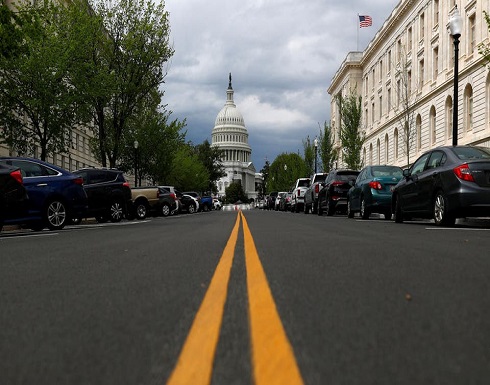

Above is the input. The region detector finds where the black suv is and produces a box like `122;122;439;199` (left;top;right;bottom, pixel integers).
318;169;360;216
73;168;132;223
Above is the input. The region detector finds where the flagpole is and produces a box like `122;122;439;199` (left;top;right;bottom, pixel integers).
357;14;359;51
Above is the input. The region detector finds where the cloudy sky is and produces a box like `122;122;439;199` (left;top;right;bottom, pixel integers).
163;0;400;170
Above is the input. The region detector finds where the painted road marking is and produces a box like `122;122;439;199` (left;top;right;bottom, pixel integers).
241;212;304;385
166;214;241;385
167;211;304;384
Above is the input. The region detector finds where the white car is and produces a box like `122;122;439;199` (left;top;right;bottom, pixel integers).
213;198;222;210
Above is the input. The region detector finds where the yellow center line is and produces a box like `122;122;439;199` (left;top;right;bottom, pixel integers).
166;213;241;385
241;211;304;385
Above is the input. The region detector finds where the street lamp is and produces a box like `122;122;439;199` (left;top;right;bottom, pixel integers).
133;140;139;187
448;5;462;146
314;137;318;173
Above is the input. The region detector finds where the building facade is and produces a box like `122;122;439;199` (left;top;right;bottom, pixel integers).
211;75;259;200
329;0;490;169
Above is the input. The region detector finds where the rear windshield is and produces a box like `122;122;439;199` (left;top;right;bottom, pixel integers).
297;179;310;187
335;172;359;181
453;147;490;160
315;175;326;183
371;166;403;178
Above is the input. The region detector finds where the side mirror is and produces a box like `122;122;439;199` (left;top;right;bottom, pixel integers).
403;169;410;178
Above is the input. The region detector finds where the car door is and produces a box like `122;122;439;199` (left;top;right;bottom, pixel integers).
399;152;430;212
413;150;446;213
350;169;366;211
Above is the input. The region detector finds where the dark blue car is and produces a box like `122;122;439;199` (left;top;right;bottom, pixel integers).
0;157;88;231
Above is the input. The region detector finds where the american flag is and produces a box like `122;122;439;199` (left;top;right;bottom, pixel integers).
359;15;372;28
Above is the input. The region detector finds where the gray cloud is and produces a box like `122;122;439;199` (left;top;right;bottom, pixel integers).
163;0;399;170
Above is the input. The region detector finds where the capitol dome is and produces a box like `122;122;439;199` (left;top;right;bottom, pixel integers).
214;76;245;127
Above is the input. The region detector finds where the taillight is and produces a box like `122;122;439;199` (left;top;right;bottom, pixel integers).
10;170;23;184
170;193;176;200
123;181;130;188
315;184;319;193
369;181;382;190
454;164;475;182
297;188;301;195
332;181;344;187
73;177;84;185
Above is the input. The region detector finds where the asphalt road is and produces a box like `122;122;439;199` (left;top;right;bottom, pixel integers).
1;210;490;385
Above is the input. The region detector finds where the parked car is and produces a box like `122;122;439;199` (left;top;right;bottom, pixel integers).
267;191;278;210
200;195;213;212
0;163;28;231
73;168;132;223
304;173;328;214
279;192;292;211
347;165;403;219
0;157;87;230
392;145;490;226
275;192;287;210
213;198;223;210
183;191;203;211
157;186;178;217
318;169;360;216
291;178;310;213
175;191;198;214
159;185;179;215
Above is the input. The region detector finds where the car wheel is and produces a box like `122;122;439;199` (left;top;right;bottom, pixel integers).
110;200;124;222
317;199;323;216
135;202;147;220
347;200;354;218
326;197;334;216
304;203;309;214
360;197;370;220
393;196;404;223
188;203;196;214
45;199;67;230
433;191;455;227
203;204;209;212
161;203;171;217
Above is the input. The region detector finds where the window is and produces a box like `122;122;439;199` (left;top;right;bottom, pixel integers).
379;96;383;119
433;46;439;80
416;114;422;150
397;39;402;62
394;128;399;159
427;151;446;169
464;84;473;132
387;87;392;111
385;134;389;163
388;50;392;69
369;143;373;165
468;14;476;55
379;60;383;81
371;102;375;125
407;27;412;52
433;0;439;27
446;96;453;141
397;79;401;107
376;139;381;164
411;153;430;175
486;73;490;125
429;106;436;144
419;59;424;87
407;70;412;96
419;12;425;41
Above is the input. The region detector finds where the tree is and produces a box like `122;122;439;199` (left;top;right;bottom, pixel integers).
269;152;306;191
166;145;209;192
479;11;490;65
225;181;247;204
260;159;270;194
336;89;365;170
302;135;315;176
194;139;225;194
318;121;337;173
393;46;418;167
0;1;86;160
71;0;174;168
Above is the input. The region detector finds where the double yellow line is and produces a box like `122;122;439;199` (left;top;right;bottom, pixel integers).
167;211;304;385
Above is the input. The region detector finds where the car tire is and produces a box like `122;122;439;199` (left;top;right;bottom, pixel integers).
326;197;334;216
304;203;309;214
161;203;171;217
433;191;455;227
203;204;209;212
188;203;196;214
347;200;354;218
135;201;147;220
110;200;124;222
360;197;370;220
393;196;404;223
45;199;68;230
317;199;323;216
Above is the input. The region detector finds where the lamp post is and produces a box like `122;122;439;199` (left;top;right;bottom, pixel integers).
314;137;318;173
133;140;139;187
448;5;462;146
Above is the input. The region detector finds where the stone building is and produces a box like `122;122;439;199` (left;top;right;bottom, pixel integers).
328;0;490;168
211;74;260;200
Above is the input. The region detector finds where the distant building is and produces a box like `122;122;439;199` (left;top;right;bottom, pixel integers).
211;74;261;200
329;0;490;168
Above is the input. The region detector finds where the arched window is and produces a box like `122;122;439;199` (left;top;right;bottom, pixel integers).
369;143;373;165
363;147;366;166
445;96;453;142
486;73;490;127
464;84;473;133
385;134;389;163
416;114;422;150
394;128;399;160
376;139;381;164
429;106;436;144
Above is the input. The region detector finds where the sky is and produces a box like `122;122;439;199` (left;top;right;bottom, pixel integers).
163;0;400;171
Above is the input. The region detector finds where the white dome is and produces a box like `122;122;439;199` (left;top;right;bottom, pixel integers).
215;105;245;127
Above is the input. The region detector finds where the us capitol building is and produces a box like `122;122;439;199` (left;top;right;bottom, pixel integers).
211;74;261;201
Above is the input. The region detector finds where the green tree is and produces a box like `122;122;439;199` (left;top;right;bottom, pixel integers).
479;11;490;65
336;89;365;170
260;159;270;194
70;0;174;168
225;181;247;204
0;1;85;160
0;4;24;60
166;145;209;191
302;136;315;176
318;121;337;173
269;152;306;191
194;139;225;194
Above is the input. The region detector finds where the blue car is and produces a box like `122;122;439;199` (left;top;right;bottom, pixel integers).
347;165;403;220
0;157;88;230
